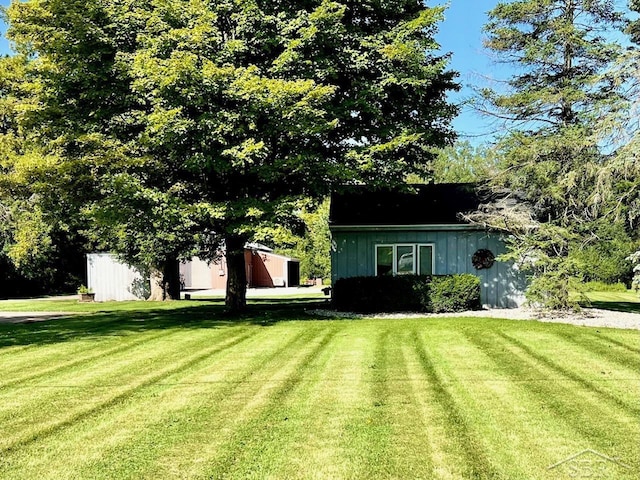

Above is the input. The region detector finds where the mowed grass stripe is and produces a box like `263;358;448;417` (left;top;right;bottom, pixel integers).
194;326;339;479
375;327;440;479
0;342;40;359
0;322;240;391
0;326;255;455
592;328;640;354
411;328;502;480
275;321;383;479
0;327;217;444
590;331;640;354
203;326;342;479
199;325;344;479
399;330;474;480
0;324;239;432
417;326;540;478
553;330;640;368
498;331;640;416
333;327;398;479
45;325;325;480
424;320;616;480
1;313;639;480
462;328;639;464
0;329;181;389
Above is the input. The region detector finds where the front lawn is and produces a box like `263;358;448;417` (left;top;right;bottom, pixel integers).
0;301;638;479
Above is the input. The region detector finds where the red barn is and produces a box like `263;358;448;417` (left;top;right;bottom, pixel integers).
180;244;300;290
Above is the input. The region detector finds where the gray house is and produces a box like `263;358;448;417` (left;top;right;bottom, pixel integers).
329;184;526;308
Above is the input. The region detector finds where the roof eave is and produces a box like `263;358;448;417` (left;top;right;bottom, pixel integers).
329;224;485;232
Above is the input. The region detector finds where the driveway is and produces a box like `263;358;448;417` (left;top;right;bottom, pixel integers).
0;312;75;324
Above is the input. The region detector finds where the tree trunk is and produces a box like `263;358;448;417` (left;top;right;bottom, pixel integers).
225;234;248;313
148;258;181;301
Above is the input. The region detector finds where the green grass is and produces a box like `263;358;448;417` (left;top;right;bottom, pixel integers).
584;290;640;314
0;300;638;479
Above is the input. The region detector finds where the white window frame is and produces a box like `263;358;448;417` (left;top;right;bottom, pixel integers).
375;244;395;276
375;243;435;276
395;244;416;276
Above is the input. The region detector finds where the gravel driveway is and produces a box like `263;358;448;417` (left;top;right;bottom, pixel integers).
2;306;638;330
311;307;640;330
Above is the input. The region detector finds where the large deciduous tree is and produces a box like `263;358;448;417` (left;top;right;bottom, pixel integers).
5;0;458;310
476;0;630;308
0;53;88;295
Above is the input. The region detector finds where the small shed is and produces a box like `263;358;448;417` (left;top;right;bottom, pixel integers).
329;184;526;308
86;253;147;302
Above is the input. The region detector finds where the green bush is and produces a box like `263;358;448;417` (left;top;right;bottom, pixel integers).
332;275;425;313
332;274;481;313
429;275;482;313
581;281;628;292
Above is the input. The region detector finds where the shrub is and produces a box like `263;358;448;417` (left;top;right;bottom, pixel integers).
429;275;481;313
332;274;481;313
332;275;424;313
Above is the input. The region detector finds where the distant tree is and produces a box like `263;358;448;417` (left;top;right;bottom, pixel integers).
569;221;636;285
5;0;458;311
431;141;499;184
277;198;331;282
476;0;629;308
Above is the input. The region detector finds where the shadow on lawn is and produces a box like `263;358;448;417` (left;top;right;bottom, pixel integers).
587;300;640;314
0;299;329;348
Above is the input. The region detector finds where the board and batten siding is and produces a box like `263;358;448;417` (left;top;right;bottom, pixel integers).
330;228;526;308
87;253;147;302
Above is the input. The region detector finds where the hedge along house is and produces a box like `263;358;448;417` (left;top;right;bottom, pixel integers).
329;184;527;308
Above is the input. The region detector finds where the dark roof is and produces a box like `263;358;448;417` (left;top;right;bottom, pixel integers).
330;183;487;226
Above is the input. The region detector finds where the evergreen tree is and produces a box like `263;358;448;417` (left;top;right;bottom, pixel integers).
478;0;628;308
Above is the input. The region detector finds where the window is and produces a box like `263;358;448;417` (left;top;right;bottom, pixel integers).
375;244;434;276
376;245;393;276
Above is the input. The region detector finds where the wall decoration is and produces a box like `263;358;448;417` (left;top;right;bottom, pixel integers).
472;249;495;269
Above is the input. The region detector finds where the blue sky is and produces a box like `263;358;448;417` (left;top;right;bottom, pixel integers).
0;1;632;144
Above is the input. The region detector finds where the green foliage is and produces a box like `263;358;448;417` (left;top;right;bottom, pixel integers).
332;274;481;313
629;0;640;43
333;275;423;313
500;224;584;310
428;274;482;313
581;281;628;293
627;250;640;295
569;222;636;285
479;0;630;310
592;2;640;237
433;141;499;184
3;0;459;307
277;198;331;281
407;141;500;184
